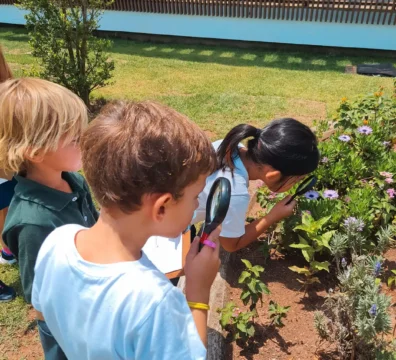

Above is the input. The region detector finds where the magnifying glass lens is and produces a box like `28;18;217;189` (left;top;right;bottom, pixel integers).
285;175;317;205
298;179;315;194
199;177;231;249
210;187;221;221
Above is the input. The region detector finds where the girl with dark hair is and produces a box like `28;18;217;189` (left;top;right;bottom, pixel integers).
192;118;320;252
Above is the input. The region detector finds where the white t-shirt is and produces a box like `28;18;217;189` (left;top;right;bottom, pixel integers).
193;140;250;238
32;225;206;360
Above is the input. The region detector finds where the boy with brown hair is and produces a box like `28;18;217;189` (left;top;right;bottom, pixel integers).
0;78;98;358
32;101;221;359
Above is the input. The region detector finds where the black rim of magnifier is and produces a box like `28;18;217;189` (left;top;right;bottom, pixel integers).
203;177;231;234
286;175;317;205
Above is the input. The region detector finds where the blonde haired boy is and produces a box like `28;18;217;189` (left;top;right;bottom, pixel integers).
0;78;98;359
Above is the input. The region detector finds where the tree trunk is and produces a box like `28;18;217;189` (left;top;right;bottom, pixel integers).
81;89;90;109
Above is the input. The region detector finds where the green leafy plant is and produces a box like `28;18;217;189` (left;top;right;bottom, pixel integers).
268;301;290;327
387;270;396;289
254;88;396;356
252;87;396;359
19;0;115;107
289;212;333;289
218;259;272;344
239;259;270;311
278;88;396;253
217;302;256;342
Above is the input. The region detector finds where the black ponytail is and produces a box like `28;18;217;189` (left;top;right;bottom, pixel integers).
217;118;320;176
217;124;259;173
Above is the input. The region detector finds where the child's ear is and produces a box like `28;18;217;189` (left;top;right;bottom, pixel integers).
152;193;173;222
264;168;282;184
24;148;45;164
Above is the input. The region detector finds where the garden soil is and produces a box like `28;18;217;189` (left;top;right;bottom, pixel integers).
224;213;396;360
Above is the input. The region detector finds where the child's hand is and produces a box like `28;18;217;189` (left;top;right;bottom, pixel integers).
267;195;296;223
184;227;221;304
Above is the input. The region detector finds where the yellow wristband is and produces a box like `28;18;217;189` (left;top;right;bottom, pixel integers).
187;301;210;311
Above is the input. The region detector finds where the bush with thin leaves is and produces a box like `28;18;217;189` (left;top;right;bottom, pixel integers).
19;0;115;107
314;255;392;358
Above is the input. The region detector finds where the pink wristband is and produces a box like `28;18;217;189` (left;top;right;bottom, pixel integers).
202;240;217;249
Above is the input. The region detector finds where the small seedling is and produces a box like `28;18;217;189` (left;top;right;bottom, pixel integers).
239;259;270;311
268;301;290;327
258;241;271;264
387;270;396;289
218;302;256;342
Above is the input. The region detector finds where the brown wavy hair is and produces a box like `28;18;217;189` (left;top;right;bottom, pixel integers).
82;101;217;213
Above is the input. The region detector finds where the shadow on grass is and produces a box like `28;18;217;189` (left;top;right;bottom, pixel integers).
0;26;30;43
109;37;396;74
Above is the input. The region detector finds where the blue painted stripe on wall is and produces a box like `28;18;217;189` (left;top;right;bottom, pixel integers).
1;5;395;51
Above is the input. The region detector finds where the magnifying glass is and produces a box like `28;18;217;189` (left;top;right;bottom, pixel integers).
198;177;231;250
285;175;317;205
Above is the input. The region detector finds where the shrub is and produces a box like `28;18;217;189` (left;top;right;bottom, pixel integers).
19;0;115;107
257;88;396;266
314;255;393;359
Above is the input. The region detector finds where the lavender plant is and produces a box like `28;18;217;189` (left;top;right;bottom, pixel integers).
314;255;392;359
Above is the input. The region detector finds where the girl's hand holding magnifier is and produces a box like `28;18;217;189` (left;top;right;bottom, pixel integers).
268;196;297;223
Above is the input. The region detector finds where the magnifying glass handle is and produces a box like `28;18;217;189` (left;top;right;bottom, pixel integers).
285;194;297;205
198;232;209;251
200;232;209;243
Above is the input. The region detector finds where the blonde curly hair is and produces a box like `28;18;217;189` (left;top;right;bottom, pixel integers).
0;78;88;173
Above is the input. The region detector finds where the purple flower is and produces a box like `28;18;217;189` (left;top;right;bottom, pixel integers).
341;258;347;268
344;216;357;224
374;262;381;276
387;188;395;199
344;196;351;203
383;141;391;147
321;157;329;164
304;190;320;200
323;190;339;199
368;304;378;317
268;192;277;200
233;307;241;317
338;135;351;142
344;217;364;232
385;178;393;184
380;172;393;178
357;126;373;135
255;180;264;189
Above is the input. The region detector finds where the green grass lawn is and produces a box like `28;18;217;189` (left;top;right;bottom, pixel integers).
1;26;396;139
0;25;396;358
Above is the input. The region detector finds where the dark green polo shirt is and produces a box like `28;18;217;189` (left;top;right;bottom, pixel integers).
2;172;98;303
